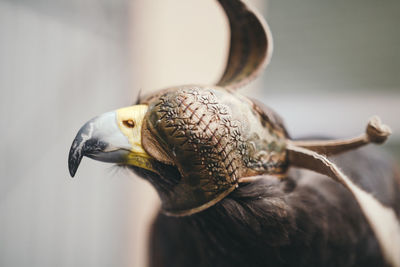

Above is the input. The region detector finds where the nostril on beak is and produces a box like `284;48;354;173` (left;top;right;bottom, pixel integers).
123;119;135;128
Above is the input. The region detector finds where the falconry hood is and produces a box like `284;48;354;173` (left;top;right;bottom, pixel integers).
140;85;288;215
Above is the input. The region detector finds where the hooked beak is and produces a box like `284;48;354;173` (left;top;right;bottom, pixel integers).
68;105;154;177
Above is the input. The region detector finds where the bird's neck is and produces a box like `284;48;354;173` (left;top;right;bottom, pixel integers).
148;169;387;267
149;178;297;266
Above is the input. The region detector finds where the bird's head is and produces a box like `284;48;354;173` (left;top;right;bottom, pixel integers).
68;0;285;215
69;85;288;216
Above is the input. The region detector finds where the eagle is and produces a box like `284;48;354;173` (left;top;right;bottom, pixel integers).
68;0;400;266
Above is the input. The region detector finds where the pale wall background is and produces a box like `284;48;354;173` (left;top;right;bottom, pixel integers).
0;0;399;266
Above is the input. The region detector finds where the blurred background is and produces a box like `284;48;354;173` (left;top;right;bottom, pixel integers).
0;0;398;266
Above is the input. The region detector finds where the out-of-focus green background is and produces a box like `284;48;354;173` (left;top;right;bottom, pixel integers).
0;0;398;266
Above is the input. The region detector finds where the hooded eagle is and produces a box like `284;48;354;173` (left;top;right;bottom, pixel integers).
68;0;400;266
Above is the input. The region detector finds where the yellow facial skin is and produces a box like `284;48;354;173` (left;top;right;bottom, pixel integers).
116;105;156;172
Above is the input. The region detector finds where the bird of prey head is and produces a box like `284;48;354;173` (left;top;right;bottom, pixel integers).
68;0;284;216
68;0;399;265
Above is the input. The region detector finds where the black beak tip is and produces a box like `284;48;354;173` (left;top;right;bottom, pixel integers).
68;140;83;178
68;161;77;178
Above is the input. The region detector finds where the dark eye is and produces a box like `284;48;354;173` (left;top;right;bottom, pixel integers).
123;119;135;128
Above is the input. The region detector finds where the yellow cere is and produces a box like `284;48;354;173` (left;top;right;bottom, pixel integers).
116;104;150;158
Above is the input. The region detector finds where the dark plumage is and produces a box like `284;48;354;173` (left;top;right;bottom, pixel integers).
148;147;399;267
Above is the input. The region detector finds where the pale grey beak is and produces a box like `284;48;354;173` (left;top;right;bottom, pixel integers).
68;111;131;177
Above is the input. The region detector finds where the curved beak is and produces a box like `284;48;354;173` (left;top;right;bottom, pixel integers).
68;105;153;177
